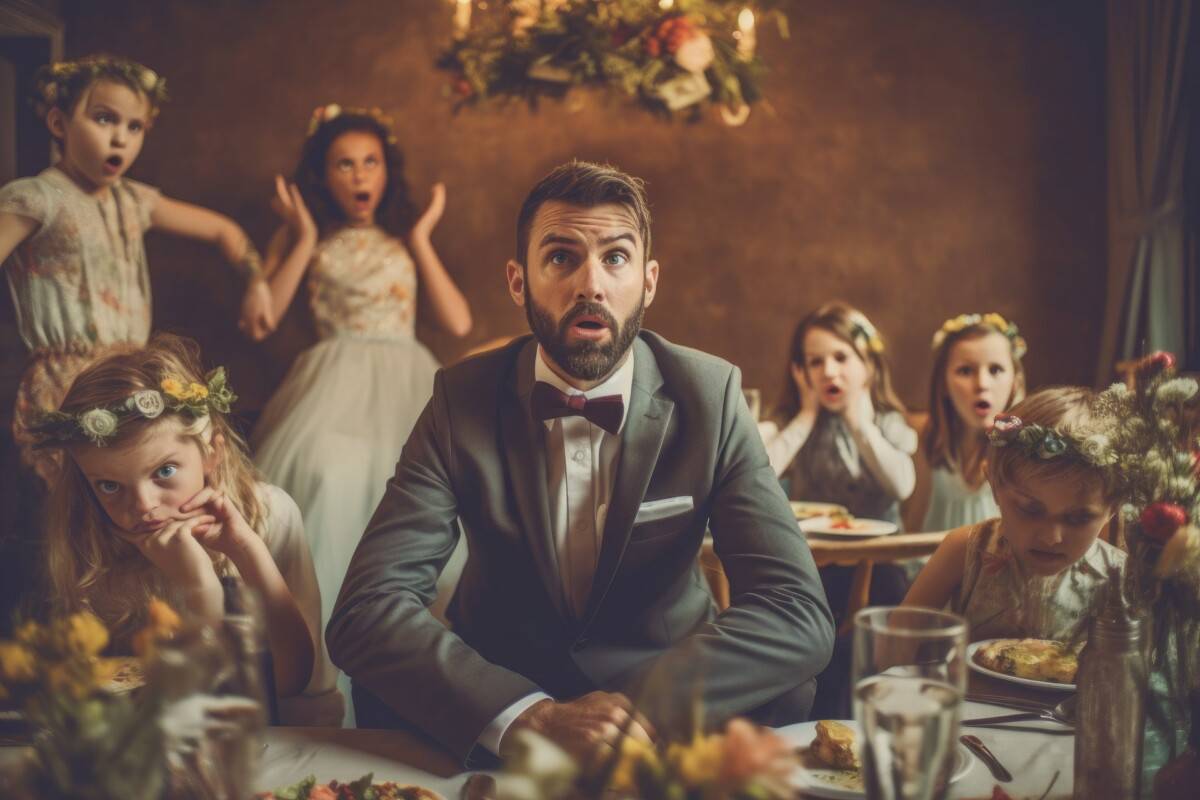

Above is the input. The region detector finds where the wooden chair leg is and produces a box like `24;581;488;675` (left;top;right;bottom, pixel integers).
838;560;875;636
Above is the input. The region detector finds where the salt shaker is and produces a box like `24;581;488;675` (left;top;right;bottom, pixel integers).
1074;571;1147;799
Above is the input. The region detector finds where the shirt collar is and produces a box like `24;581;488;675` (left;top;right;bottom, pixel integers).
535;345;635;434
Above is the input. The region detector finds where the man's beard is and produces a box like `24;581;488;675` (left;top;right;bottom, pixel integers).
525;288;644;382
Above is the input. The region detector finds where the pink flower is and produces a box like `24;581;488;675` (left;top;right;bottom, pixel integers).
1140;502;1189;543
308;785;337;800
1138;351;1176;376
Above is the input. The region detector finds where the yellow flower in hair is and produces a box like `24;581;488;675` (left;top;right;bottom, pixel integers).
161;377;185;399
0;642;37;683
983;312;1009;332
867;335;885;354
186;382;208;400
64;611;109;656
14;620;41;646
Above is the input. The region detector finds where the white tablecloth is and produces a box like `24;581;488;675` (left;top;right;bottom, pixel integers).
776;699;1073;799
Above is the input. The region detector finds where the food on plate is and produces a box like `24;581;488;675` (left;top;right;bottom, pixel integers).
256;773;441;800
791;502;848;520
811;719;859;770
828;511;858;531
973;638;1078;684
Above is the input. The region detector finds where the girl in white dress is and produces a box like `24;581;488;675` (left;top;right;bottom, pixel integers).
919;313;1026;532
249;106;471;650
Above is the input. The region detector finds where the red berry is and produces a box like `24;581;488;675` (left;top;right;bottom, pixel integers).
1140;502;1189;543
1138;351;1176;375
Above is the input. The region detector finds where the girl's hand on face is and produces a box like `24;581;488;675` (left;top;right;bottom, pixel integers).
119;516;221;593
180;486;256;558
792;363;820;419
410;182;446;242
841;384;875;431
270;175;317;243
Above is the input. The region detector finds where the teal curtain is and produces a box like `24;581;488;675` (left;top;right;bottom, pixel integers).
1098;0;1196;378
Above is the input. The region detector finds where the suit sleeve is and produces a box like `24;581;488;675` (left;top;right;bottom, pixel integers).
640;365;835;722
325;369;541;763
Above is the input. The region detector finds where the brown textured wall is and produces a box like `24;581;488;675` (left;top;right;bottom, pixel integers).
57;0;1106;413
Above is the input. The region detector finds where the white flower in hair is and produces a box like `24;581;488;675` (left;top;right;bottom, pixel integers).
79;408;119;444
139;68;158;93
324;103;342;121
129;390;165;419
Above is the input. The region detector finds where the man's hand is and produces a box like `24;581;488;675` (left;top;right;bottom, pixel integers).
502;692;655;765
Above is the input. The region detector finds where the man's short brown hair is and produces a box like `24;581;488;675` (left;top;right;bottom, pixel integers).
515;161;652;264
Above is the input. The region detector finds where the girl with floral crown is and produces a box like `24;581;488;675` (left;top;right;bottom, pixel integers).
916;312;1027;532
0;55;273;484
32;333;343;726
248;105;471;660
904;386;1126;641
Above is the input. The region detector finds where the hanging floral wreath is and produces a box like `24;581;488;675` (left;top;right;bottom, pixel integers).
437;0;791;123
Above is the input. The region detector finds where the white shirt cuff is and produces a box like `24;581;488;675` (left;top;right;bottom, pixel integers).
477;692;553;755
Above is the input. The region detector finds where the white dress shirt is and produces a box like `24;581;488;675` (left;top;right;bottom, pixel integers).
476;346;636;755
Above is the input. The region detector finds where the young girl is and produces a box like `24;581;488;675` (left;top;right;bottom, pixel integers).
919;313;1027;532
759;301;918;524
32;334;342;726
249;105;471;637
0;55;272;483
904;387;1126;641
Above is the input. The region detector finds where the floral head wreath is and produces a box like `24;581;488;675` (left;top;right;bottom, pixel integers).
986;412;1114;466
32;368;236;448
847;311;885;355
33;56;168;121
306;103;399;145
932;312;1028;359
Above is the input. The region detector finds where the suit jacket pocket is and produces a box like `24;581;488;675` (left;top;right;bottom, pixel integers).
633;495;694;526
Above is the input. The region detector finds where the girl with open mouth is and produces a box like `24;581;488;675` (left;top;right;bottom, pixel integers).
247;106;472;725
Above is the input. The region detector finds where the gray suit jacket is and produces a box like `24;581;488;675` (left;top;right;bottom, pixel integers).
326;332;834;761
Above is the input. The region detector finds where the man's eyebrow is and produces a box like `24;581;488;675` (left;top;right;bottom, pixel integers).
598;233;637;246
538;234;580;248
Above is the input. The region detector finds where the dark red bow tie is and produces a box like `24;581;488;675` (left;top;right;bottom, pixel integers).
531;381;624;435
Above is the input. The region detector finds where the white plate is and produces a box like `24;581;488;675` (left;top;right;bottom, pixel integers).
791;501;849;520
966;639;1077;692
799;516;898;538
787;720;972;799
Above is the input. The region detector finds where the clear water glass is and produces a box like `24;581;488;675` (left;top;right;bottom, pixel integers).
852;606;968;800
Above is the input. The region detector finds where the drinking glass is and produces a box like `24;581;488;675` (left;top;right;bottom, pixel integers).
852;606;968;800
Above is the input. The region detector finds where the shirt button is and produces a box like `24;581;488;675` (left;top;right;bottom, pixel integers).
573;450;586;463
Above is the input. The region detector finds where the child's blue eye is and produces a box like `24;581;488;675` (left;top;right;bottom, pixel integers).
96;480;120;495
154;464;177;480
129;121;143;133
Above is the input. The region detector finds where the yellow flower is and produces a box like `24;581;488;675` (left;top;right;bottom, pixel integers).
609;736;658;793
983;312;1009;332
161;377;185;399
186;382;208;400
667;733;723;786
45;663;89;699
0;642;38;683
147;598;181;632
868;336;885;354
14;620;42;645
65;611;109;656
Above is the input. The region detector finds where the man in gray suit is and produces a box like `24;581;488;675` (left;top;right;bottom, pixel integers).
327;161;834;765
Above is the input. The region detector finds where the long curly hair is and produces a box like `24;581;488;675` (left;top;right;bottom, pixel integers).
769;301;906;426
293;110;416;238
41;334;265;643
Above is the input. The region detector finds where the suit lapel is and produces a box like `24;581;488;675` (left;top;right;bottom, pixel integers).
581;338;674;627
501;339;568;616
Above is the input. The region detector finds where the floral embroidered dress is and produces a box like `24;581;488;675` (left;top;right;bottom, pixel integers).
0;167;159;481
954;517;1126;641
251;226;438;651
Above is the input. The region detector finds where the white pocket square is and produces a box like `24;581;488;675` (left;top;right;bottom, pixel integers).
633;495;694;525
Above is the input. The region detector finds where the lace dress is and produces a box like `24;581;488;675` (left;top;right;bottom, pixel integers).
0;167;158;481
252;226;439;640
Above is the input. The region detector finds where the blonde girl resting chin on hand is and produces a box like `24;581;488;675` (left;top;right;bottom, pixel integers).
33;333;343;726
